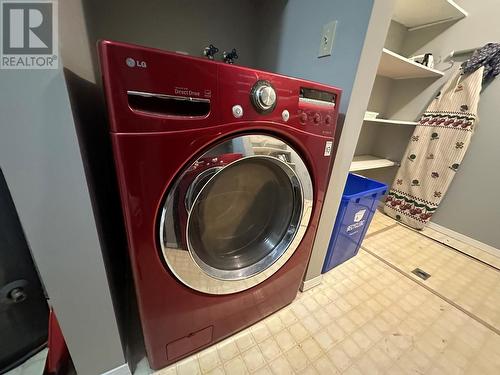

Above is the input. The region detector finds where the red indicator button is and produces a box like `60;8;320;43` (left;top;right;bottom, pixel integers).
300;113;308;124
313;113;321;124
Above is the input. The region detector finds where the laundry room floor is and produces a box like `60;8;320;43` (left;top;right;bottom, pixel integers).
137;212;500;375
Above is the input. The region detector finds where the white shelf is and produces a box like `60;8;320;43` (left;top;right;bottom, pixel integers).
393;0;467;31
364;117;418;126
378;48;444;80
350;155;398;172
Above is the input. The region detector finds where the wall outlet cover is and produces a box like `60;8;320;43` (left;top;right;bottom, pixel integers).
318;20;337;58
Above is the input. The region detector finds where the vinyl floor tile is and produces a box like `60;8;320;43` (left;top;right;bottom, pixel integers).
142;216;500;375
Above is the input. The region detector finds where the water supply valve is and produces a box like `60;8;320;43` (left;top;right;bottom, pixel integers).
223;49;238;64
203;44;219;60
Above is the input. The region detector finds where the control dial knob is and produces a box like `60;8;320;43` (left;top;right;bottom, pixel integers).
250;80;277;114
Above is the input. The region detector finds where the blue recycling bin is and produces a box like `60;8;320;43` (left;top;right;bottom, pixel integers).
322;173;387;273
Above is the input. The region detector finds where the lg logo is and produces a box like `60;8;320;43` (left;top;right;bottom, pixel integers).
126;57;147;68
1;1;58;69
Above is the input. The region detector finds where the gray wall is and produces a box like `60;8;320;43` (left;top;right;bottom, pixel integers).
80;0;372;115
0;69;126;374
366;75;394;117
256;0;374;114
387;0;500;250
384;20;407;54
303;0;395;283
82;0;261;75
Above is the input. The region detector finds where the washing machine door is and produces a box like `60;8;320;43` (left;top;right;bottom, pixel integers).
159;134;313;294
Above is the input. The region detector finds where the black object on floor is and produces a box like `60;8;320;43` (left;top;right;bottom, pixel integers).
412;267;431;280
0;169;49;374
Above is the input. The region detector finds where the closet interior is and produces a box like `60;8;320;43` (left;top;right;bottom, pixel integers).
351;0;468;186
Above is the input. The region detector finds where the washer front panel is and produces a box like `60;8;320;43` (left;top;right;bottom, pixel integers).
159;134;313;294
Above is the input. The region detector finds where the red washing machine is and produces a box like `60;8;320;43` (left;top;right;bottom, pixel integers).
98;40;341;370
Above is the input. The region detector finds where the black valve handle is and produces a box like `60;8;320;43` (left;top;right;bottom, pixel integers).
203;44;219;60
223;49;238;64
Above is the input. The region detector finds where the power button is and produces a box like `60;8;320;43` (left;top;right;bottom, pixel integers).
232;105;243;118
282;110;290;122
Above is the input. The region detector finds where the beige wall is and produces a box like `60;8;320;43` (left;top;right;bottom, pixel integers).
60;0;96;82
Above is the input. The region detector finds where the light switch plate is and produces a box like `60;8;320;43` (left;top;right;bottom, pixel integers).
318;20;337;58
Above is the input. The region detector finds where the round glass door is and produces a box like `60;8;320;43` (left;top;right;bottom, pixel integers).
159;134;313;294
187;157;302;280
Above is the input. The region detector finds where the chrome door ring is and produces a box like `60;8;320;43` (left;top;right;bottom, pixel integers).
158;134;313;295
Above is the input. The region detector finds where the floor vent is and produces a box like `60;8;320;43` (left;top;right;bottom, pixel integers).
412;268;431;280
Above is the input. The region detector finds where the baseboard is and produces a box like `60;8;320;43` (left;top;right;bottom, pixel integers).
300;275;323;292
427;221;500;258
375;205;500;258
101;363;132;375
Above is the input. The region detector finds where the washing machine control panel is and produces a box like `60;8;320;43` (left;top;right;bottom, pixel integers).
99;40;341;136
218;64;341;137
296;87;337;131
